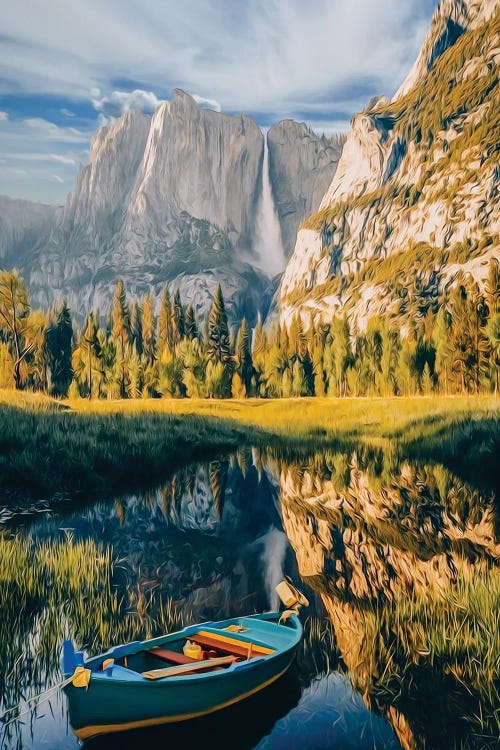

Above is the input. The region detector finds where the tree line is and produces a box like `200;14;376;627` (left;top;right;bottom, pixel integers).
0;259;499;399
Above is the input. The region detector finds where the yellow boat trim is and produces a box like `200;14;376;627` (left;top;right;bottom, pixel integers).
74;665;289;740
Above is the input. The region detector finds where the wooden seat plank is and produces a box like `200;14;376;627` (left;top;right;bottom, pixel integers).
147;647;196;665
143;655;236;680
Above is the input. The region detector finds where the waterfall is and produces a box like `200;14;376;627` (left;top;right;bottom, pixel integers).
253;133;287;277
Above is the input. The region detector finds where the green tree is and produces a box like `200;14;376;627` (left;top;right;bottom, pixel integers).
131;301;143;356
0;269;33;389
448;278;489;393
158;350;186;397
288;314;307;360
432;306;452;393
24;309;49;392
485;258;500;318
252;316;268;396
47;302;73;397
207;285;234;397
379;324;400;396
111;280;132;397
486;314;500;394
172;289;186;344
158;287;175;355
142;295;156;366
485;259;500;390
178;338;207;397
72;313;103;398
235;318;253;397
327;317;353;396
206;360;230;399
185;305;198;341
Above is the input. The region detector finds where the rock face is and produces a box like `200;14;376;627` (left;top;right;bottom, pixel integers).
0;196;59;261
280;0;500;331
21;91;268;320
1;91;343;322
268;121;344;255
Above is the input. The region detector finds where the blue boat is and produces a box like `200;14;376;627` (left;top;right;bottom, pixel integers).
62;582;307;740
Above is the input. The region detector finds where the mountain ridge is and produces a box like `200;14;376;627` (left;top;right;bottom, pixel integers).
279;0;499;332
0;91;342;322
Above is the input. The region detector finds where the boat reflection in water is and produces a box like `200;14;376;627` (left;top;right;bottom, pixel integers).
83;669;302;750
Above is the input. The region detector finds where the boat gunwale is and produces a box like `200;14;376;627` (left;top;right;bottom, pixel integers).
64;613;302;688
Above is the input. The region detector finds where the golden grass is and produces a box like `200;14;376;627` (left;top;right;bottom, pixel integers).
62;393;499;441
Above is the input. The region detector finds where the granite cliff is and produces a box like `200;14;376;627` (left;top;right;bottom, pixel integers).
1;91;341;321
280;0;499;332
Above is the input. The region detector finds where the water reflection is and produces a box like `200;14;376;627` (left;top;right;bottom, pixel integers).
0;443;498;749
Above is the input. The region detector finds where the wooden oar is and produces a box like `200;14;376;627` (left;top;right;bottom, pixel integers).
142;655;236;680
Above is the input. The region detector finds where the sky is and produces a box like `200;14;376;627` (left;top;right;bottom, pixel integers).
0;0;438;204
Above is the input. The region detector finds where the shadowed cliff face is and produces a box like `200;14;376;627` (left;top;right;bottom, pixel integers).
278;450;499;750
267;121;343;256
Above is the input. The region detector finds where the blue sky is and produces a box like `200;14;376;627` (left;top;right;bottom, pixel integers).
0;0;438;204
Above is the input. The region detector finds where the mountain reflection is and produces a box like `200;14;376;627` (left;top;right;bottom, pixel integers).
277;448;499;750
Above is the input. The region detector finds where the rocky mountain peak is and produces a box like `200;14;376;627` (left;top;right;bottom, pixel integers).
396;0;497;98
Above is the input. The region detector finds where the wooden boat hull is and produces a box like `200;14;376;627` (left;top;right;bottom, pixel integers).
62;612;302;739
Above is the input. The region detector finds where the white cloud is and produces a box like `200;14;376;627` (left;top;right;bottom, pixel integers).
0;0;439;202
0;116;91;202
0;111;8;121
49;153;76;165
22;117;87;143
191;94;221;112
91;88;162;118
0;1;436;115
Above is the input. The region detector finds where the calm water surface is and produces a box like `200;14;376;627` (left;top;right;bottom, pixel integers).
0;444;498;749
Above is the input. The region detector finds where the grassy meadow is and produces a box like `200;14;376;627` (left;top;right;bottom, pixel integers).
0;390;499;510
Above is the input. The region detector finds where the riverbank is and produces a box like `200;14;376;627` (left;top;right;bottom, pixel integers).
0;391;498;509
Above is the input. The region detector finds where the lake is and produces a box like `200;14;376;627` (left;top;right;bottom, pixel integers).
0;442;498;749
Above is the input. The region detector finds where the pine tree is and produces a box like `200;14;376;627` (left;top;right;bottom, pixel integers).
131;301;143;356
379;325;400;396
252;316;268;396
421;362;434;394
158;287;174;355
142;295;156;366
185;305;198;341
448;278;488;393
0;269;32;389
73;313;103;398
288;314;307;360
329;316;353;396
235;318;253;397
172;289;185;344
207;285;234;397
485;258;500;318
486;314;500;394
396;339;418;396
47;302;73;397
433;305;451;393
485;258;500;390
111;280;131;397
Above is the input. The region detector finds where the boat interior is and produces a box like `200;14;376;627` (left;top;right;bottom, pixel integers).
78;616;289;682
